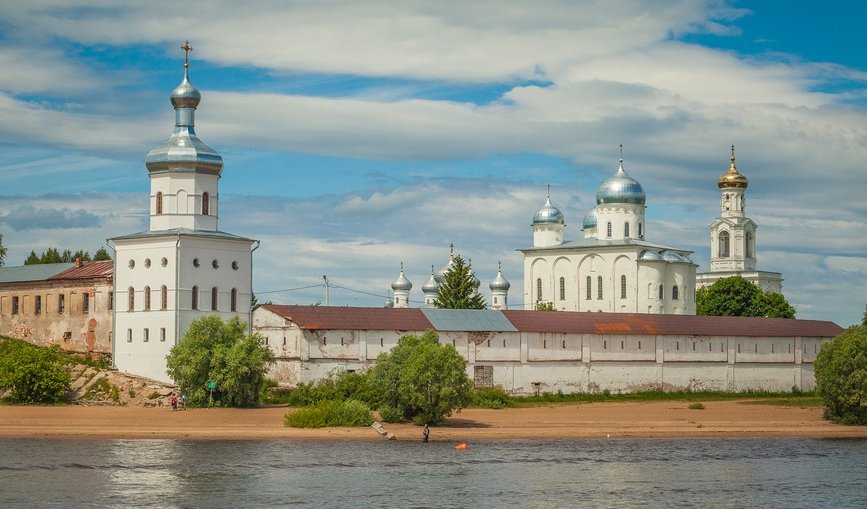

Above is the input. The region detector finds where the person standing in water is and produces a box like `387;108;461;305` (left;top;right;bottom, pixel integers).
423;423;430;443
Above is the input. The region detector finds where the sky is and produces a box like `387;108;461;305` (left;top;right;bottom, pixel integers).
0;0;865;326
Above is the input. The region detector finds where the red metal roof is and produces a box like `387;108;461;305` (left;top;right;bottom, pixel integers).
50;260;113;280
261;305;434;331
502;310;843;338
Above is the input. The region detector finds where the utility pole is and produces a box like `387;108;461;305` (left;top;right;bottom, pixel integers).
323;275;329;306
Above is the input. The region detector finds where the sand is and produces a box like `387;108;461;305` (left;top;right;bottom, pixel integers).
1;401;865;441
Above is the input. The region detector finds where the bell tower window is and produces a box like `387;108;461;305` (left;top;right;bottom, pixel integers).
718;231;730;258
156;192;163;215
624;222;629;237
202;192;210;215
606;222;612;238
746;231;753;258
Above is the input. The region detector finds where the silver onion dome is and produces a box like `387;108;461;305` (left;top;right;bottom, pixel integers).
146;45;223;176
533;196;565;225
582;208;598;230
661;251;688;263
489;265;511;291
596;159;646;205
422;267;439;294
435;254;455;284
391;265;413;291
638;250;663;261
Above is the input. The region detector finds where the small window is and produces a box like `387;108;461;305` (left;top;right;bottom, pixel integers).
597;276;603;300
12;296;19;315
82;293;89;313
211;287;218;311
624;222;629;237
108;292;113;311
193;258;200;268
161;257;168;267
658;285;664;300
503;339;506;347
191;286;199;310
586;276;592;300
34;295;41;315
283;337;287;346
128;259;135;269
341;337;345;346
676;341;680;350
160;328;166;342
638;340;641;349
323;336;327;346
143;328;149;342
58;294;65;314
562;340;566;349
161;286;168;310
127;329;132;343
144;258;151;268
487;340;491;347
638;222;643;238
156;191;163;215
232;261;239;271
755;344;758;353
231;288;237;312
63;331;71;342
603;340;607;350
380;338;384;347
606;221;612;238
212;259;219;269
692;342;696;351
620;275;626;299
718;231;730;258
543;339;547;349
494;297;498;304
559;277;565;300
620;340;624;349
128;287;135;311
202;191;210;215
536;278;542;302
746;231;754;258
672;285;679;300
144;286;151;311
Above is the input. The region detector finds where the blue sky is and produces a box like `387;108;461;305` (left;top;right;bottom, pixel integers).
1;0;866;326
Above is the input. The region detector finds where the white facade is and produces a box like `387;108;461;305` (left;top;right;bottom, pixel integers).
697;146;783;292
522;158;697;313
112;51;254;382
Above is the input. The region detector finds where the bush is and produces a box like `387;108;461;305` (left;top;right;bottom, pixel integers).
287;370;375;407
469;387;512;409
0;339;70;404
688;402;706;410
815;325;867;424
284;399;374;428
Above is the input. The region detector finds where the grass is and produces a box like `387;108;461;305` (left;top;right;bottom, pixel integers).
506;390;819;407
284;399;374;428
688;402;706;410
741;396;823;408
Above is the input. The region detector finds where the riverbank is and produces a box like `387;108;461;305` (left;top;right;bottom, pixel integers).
2;400;865;440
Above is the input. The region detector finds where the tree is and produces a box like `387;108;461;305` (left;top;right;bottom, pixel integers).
368;331;472;425
434;254;486;309
165;316;274;407
535;301;556;311
22;247;100;265
93;247;111;261
0;339;71;404
814;325;867;424
0;234;6;267
696;276;795;318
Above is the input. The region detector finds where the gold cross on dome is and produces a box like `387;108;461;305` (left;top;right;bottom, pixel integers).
181;40;193;68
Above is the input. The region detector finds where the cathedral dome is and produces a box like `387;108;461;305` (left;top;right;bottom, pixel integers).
596;159;646;205
718;145;748;189
170;70;201;109
489;267;511;291
661;251;689;263
391;266;412;291
582;208;597;229
639;250;663;261
422;268;439;294
533;196;565;225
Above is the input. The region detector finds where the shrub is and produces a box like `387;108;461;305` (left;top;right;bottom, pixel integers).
815;325;867;424
284;399;374;428
287;370;375;407
469;387;512;409
688;402;706;410
0;339;70;404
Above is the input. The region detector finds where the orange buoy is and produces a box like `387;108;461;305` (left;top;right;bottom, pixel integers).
455;443;468;450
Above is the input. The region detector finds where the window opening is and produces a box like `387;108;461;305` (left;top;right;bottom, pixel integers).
586;276;592;300
606;221;612;238
34;295;41;315
144;328;149;342
597;276;603;300
161;286;168;310
202;191;210;215
624;222;629;237
127;329;132;342
156;191;163;215
191;286;198;310
128;287;134;311
58;294;65;313
144;286;151;311
620;275;626;299
718;231;730;258
559;277;565;300
82;293;89;313
672;285;679;300
231;288;237;312
160;328;166;342
536;278;542;302
211;287;218;311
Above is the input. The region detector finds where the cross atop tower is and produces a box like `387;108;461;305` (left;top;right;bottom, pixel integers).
730;144;736;163
181;40;193;68
619;143;624;162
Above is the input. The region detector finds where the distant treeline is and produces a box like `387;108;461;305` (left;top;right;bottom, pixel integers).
24;247;111;265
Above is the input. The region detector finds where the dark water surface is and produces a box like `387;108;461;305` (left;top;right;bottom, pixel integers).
1;438;865;508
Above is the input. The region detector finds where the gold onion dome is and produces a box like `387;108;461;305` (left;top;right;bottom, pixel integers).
718;145;748;189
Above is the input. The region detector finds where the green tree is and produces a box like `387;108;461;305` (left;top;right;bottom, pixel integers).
368;331;472;425
434;255;486;309
93;247;111;261
535;301;556;311
166;316;274;407
24;250;39;265
696;276;795;318
814;325;867;424
0;339;71;404
0;234;6;267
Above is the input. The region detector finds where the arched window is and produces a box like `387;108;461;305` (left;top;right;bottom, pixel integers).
606;222;612;238
597;276;603;299
202;192;210;215
191;286;198;310
624;222;630;237
586;276;592;300
658;284;664;300
620;275;627;299
211;287;218;311
161;285;168;310
559;277;565;300
672;285;679;300
144;286;151;311
638;222;643;238
746;231;753;258
156;192;163;215
718;231;730;258
231;288;238;312
128;287;135;311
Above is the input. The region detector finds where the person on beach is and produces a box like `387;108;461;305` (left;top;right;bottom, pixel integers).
423;423;430;443
169;392;177;411
180;393;188;410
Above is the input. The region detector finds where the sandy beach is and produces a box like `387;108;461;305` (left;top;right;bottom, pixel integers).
1;400;865;441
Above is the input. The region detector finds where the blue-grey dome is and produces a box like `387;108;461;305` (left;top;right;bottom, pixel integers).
489;269;511;291
422;271;439;294
170;68;201;109
639;250;663;261
661;251;688;263
582;208;598;229
391;269;412;291
596;160;646;205
533;197;565;225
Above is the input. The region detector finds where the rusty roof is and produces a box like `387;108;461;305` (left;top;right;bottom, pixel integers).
50;260;114;280
261;305;434;331
501;310;843;338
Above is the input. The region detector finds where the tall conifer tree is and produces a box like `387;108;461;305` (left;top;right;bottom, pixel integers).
433;255;486;309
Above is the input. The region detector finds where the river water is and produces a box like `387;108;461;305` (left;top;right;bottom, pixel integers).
1;438;865;508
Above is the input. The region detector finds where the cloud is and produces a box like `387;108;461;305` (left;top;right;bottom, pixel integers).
0;204;101;231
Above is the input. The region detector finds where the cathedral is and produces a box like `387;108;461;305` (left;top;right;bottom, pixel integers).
520;152;697;314
111;43;256;382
